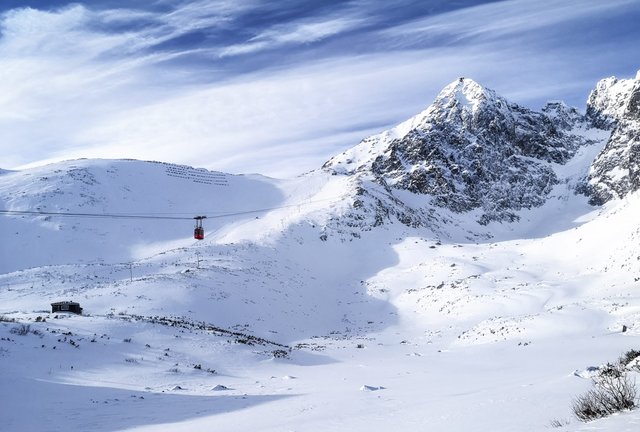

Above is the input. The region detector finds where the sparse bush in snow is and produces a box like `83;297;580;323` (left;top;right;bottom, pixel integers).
272;349;289;358
598;362;624;378
549;418;570;428
572;373;637;422
619;349;640;369
10;324;31;336
123;338;132;343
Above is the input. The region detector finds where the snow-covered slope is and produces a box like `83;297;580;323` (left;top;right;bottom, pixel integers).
0;158;387;341
0;159;289;273
2;72;640;432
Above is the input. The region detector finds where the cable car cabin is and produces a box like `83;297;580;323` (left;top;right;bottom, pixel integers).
194;227;204;240
194;216;206;240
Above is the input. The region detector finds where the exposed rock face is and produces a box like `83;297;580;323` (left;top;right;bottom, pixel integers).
586;73;638;128
586;72;640;204
325;78;597;225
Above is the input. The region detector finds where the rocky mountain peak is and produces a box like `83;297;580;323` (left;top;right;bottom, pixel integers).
322;78;501;177
541;101;585;130
586;71;640;204
586;71;639;128
324;77;601;228
434;77;499;110
424;77;510;129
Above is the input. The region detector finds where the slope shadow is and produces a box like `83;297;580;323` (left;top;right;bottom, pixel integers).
255;225;404;343
2;377;293;432
163;223;405;346
440;187;602;244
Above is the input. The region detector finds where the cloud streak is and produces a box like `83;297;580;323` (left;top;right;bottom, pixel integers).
220;16;363;57
384;0;639;43
0;0;639;178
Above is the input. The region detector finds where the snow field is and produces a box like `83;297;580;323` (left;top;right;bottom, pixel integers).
2;158;640;431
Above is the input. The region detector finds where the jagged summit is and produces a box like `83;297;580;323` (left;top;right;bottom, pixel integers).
323;77;501;176
433;77;502;113
324;76;600;227
440;76;491;100
587;70;640;204
541;101;585;130
586;72;639;128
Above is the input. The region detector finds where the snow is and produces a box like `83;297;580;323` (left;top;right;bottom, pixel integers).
442;77;495;113
2;75;640;432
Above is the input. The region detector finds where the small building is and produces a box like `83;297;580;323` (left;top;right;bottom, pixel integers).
51;301;83;315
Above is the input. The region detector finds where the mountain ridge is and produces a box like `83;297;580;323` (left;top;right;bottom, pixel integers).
324;76;612;228
4;71;639;262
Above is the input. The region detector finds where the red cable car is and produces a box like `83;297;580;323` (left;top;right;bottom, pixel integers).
194;216;206;240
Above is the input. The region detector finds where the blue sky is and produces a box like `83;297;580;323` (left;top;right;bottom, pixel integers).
1;0;639;177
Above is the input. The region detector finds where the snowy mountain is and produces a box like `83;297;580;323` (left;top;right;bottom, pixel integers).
324;77;605;228
586;71;640;204
2;71;640;432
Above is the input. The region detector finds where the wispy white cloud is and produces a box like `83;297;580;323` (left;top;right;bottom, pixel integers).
383;0;638;42
160;0;258;29
220;16;363;57
0;0;639;178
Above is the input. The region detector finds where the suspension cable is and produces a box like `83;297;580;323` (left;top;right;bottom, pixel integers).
0;196;343;221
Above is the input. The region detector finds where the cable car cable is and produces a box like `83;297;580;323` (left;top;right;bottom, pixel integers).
0;195;343;221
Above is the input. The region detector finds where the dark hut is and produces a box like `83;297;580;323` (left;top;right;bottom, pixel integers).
51;301;83;315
